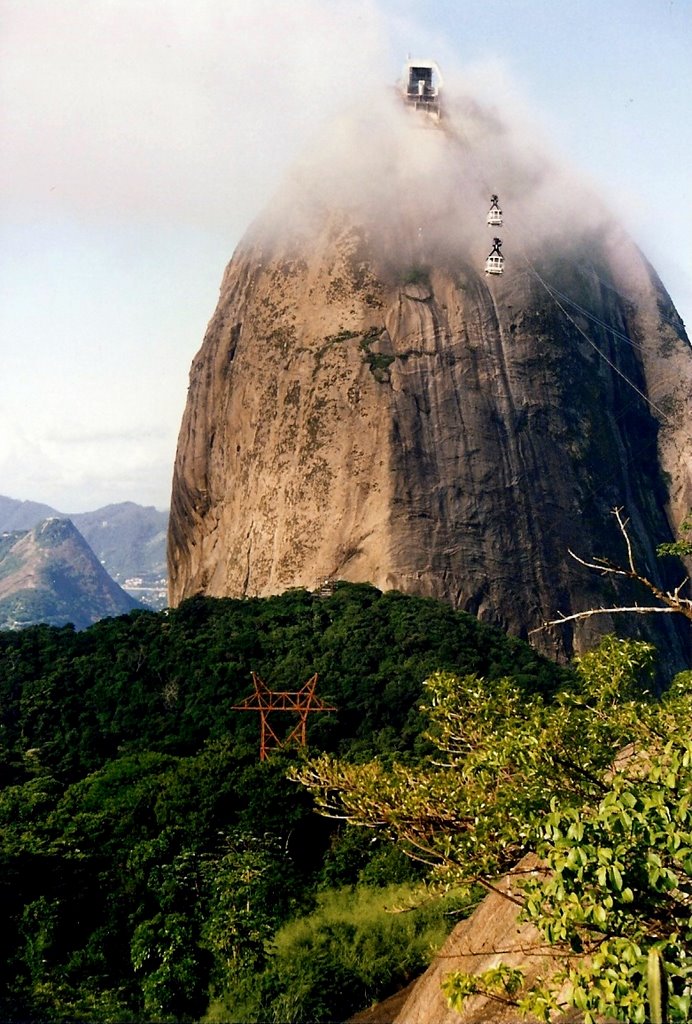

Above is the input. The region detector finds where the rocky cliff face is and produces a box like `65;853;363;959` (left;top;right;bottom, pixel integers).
168;94;691;666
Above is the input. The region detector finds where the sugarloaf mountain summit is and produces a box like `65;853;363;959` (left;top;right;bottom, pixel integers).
168;63;692;667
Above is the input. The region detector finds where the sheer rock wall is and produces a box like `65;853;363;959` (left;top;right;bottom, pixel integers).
168;97;691;666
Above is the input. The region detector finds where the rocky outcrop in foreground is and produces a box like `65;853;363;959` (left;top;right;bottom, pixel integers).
351;856;580;1024
169;94;691;666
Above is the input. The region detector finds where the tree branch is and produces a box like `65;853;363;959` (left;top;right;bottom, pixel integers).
531;507;692;632
530;606;683;634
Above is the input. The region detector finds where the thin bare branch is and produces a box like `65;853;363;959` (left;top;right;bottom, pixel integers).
473;874;526;908
568;549;628;577
532;509;692;631
530;606;683;634
613;506;637;574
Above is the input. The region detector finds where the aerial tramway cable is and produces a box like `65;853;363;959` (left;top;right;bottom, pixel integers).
520;256;673;426
532;278;648;354
441;115;676;427
410;101;681;519
575;262;685;332
435;107;685;528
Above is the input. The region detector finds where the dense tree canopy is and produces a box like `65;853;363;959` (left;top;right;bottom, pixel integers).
0;583;564;784
0;584;567;1022
5;583;685;1020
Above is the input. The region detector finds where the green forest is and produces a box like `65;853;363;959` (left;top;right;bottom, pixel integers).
0;583;566;1023
1;583;689;1022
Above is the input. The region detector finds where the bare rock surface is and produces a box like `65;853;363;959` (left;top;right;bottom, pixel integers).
168;94;691;667
349;857;620;1024
391;857;584;1024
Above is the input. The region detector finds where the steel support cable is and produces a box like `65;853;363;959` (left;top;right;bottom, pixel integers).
519;255;673;427
445;115;673;425
524;272;679;438
534;280;647;353
575;261;686;331
441;114;671;366
521;255;679;510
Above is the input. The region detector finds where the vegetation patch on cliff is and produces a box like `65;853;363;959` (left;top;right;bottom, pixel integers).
360;329;396;380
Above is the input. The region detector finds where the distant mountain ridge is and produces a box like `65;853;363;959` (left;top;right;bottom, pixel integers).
0;496;168;608
70;503;168;587
0;518;141;630
0;496;57;531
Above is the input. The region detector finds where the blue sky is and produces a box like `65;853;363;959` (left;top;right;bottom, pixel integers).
1;0;690;512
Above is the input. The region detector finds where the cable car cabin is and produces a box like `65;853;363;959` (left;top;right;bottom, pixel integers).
485;238;504;276
401;59;443;118
487;195;503;227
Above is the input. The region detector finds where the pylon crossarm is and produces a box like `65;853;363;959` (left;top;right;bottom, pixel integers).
232;693;336;714
232;672;336;760
299;673;319;697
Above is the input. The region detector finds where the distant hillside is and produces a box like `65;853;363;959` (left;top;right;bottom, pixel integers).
70;503;168;606
0;518;141;630
0;583;594;1024
0;496;168;609
0;495;57;530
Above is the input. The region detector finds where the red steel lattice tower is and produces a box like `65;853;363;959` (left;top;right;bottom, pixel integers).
232;672;336;761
